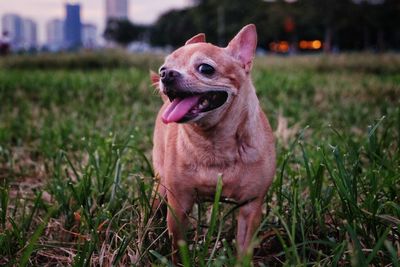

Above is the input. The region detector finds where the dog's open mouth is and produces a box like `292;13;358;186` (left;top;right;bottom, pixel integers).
162;90;228;123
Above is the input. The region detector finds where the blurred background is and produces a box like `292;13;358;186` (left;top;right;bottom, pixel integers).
0;0;399;55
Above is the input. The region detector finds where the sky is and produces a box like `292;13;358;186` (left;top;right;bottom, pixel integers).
0;0;191;44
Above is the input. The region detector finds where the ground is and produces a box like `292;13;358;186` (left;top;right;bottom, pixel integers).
0;52;399;266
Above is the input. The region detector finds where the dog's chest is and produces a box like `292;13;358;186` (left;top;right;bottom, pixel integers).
171;125;267;200
180;160;242;199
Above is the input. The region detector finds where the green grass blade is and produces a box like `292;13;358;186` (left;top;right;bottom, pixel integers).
109;157;122;208
366;227;390;264
367;116;386;139
384;240;400;267
178;240;192;267
332;240;347;267
23;191;43;234
149;250;175;267
0;183;9;227
203;174;223;264
19;206;57;267
344;223;367;266
112;234;133;266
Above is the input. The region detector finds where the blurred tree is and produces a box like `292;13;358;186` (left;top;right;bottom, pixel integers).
357;0;400;51
148;0;400;51
150;9;200;47
104;19;147;47
150;0;269;48
381;0;400;50
194;0;267;46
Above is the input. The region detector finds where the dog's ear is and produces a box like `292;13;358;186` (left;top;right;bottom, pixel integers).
226;24;257;73
185;33;206;45
150;70;160;87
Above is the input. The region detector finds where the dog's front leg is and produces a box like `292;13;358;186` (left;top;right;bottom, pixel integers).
166;189;194;263
236;199;263;256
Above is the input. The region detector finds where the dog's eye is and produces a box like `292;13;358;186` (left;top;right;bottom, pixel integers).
198;64;215;76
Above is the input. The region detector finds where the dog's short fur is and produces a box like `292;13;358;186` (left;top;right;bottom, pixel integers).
151;24;275;261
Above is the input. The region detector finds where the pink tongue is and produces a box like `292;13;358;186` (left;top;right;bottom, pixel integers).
162;95;201;123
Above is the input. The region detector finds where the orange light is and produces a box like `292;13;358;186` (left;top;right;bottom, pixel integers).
278;41;289;53
269;41;290;53
298;40;322;50
269;42;277;51
299;40;308;49
312;40;322;49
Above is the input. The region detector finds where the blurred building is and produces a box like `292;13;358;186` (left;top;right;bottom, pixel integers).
1;14;37;51
105;0;129;20
46;19;64;51
82;23;97;48
21;18;37;50
64;3;82;49
1;14;23;49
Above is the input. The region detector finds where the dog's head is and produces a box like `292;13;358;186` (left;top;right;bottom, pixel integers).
152;24;257;125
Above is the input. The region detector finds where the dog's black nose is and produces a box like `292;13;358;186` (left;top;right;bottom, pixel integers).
160;69;180;85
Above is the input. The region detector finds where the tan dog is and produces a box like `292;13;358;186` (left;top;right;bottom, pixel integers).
151;24;275;261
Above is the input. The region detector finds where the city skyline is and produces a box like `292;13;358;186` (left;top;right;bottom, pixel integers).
0;0;191;45
2;6;91;51
64;3;82;49
2;14;37;50
46;19;64;51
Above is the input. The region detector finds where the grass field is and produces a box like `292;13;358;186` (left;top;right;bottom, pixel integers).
0;52;399;266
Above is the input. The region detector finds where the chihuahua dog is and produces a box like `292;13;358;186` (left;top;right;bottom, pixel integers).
151;24;275;261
